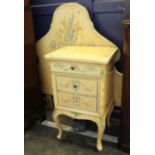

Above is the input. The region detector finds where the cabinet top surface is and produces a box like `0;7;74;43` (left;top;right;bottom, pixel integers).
45;46;119;64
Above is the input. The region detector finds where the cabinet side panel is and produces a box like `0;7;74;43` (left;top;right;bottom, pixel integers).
101;69;114;115
51;73;58;107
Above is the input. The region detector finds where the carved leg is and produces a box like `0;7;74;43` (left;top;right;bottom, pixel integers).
53;112;63;140
106;103;114;127
96;118;105;151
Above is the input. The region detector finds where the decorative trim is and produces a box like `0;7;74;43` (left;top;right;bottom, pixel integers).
71;111;81;117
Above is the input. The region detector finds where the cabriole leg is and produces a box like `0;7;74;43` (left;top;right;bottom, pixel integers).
53;112;63;140
96;118;105;151
106;103;114;127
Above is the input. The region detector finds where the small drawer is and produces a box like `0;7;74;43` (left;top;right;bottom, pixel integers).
56;75;98;96
57;92;97;113
50;62;102;76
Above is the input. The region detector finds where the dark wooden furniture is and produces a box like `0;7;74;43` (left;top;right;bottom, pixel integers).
119;19;130;152
24;0;45;129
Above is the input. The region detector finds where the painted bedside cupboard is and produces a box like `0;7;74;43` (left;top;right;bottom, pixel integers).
45;46;120;151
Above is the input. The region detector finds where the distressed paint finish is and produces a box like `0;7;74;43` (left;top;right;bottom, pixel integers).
45;46;119;151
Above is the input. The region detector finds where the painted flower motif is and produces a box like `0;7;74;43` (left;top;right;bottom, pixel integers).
77;9;80;14
76;22;82;32
50;40;56;48
49;10;96;49
61;20;66;26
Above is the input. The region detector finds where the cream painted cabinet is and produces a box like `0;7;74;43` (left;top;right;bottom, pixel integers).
45;46;120;151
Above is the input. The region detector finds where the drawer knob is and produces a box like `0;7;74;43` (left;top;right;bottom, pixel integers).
71;66;75;70
73;85;77;88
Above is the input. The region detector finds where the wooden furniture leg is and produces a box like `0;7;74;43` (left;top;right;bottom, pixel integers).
106;103;114;127
53;113;63;140
96;119;105;151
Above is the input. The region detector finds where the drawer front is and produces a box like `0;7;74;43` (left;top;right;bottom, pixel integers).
57;92;97;113
50;62;102;76
56;75;98;96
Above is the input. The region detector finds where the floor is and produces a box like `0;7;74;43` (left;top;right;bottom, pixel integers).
24;124;129;155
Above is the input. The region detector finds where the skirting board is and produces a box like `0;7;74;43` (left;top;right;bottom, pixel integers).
41;120;118;144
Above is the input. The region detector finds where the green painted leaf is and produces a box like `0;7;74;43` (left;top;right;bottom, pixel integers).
100;69;107;76
100;69;104;76
72;111;81;117
99;116;105;128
